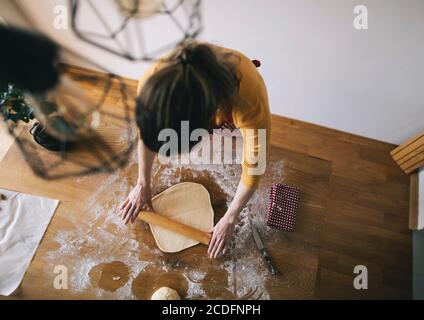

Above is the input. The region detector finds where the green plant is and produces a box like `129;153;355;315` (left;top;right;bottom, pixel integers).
0;84;71;153
0;84;35;123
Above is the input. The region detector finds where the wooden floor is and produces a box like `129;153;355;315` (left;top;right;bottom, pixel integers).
0;66;411;299
271;117;411;299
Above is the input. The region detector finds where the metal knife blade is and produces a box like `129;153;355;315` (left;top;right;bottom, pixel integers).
251;222;265;250
250;222;279;276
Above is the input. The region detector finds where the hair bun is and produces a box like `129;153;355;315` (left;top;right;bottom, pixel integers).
179;48;193;65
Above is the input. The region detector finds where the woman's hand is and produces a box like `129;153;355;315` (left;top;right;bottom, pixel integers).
119;182;153;225
208;181;255;259
208;214;236;259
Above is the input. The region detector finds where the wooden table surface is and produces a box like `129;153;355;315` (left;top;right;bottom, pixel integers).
0;70;331;299
1;66;412;300
0;88;330;299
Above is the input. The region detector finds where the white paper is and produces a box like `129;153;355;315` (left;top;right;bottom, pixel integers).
0;188;59;296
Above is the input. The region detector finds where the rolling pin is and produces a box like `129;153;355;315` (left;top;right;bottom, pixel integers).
138;211;212;245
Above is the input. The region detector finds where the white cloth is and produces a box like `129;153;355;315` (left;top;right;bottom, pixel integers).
0;188;59;296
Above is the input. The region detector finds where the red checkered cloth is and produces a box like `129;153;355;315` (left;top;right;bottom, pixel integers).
267;184;300;231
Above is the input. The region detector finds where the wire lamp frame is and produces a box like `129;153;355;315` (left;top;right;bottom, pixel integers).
5;69;137;180
1;0;203;180
70;0;203;61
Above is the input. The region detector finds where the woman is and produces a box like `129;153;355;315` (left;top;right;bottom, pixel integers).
119;42;271;259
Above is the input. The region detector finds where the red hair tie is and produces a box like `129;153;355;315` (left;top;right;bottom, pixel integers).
252;59;261;68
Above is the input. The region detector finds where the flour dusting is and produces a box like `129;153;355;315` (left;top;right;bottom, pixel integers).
45;133;287;300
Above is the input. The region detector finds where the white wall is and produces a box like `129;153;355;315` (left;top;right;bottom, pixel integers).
1;0;424;144
0;0;30;27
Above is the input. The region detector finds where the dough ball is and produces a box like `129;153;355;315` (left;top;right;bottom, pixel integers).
151;287;181;300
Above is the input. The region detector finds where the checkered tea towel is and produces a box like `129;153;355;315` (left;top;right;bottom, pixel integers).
267;184;300;231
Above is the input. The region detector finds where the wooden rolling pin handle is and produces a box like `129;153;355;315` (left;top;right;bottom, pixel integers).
138;211;212;246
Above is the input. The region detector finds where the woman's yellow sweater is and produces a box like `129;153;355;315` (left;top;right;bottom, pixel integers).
137;44;271;189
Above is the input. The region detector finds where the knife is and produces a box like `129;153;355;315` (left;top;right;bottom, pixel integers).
250;222;279;276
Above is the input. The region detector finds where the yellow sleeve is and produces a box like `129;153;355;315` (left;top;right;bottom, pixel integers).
240;125;270;189
230;50;271;190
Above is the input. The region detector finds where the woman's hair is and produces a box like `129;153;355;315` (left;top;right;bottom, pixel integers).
136;42;240;154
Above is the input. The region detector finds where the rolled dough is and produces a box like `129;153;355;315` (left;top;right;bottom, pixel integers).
150;182;214;253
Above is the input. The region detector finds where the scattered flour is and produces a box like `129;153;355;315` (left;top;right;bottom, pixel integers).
45;133;287;300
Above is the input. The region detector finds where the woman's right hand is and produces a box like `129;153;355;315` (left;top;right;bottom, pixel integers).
118;182;153;225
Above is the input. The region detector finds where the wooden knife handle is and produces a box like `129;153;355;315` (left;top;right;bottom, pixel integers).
138;211;212;246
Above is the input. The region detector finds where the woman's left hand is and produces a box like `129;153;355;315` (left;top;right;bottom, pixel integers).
208;214;236;259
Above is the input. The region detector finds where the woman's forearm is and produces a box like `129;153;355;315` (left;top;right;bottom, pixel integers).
137;138;155;185
208;180;255;258
225;180;255;223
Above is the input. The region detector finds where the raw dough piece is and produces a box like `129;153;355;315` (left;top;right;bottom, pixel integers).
150;182;214;253
151;287;181;300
